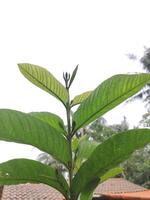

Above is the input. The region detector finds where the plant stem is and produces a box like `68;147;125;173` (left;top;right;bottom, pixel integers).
66;86;74;200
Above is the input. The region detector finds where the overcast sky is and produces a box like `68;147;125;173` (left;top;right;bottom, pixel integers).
0;0;150;162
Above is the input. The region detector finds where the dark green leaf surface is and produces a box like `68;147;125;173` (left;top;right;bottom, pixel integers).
71;91;92;107
0;109;70;165
79;177;100;200
73;74;150;131
80;167;123;200
0;159;69;198
72;129;150;197
30;112;66;135
18;63;68;106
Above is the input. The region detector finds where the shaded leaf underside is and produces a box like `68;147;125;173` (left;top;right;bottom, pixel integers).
0;109;70;166
0;159;69;198
72;129;150;198
73;74;150;131
30;112;66;135
18;63;68;106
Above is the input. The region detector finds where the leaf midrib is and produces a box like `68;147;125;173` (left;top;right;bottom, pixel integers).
21;67;67;107
74;79;148;132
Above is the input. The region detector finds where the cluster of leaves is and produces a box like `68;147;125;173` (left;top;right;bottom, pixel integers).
82;115;150;189
0;64;149;200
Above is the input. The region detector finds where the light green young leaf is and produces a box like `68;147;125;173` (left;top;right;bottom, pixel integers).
73;74;150;132
72;129;150;198
100;167;124;182
0;159;69;199
71;91;92;107
30;112;66;135
72;137;80;152
18;63;68;106
0;109;70;166
76;140;98;160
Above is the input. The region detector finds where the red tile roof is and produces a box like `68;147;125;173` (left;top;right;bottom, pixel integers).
94;178;150;200
95;178;146;194
1;178;150;200
103;190;150;199
1;183;64;200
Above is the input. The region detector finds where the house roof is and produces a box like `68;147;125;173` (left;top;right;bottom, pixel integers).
103;190;150;199
95;178;150;200
94;178;146;195
1;183;64;200
0;178;149;200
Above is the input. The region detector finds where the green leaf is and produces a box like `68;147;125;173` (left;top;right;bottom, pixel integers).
72;137;80;152
76;139;98;161
18;63;68;106
79;167;123;200
80;167;123;200
0;159;69;198
0;109;70;166
79;177;100;200
73;74;150;131
68;65;78;88
30;112;66;135
100;167;124;182
71;91;92;107
72;129;150;198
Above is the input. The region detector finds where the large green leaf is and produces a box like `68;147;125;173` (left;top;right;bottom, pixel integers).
73;74;150;131
79;167;123;200
79;177;100;200
18;63;68;106
71;91;92;107
0;109;70;165
30;112;66;135
0;159;69;198
72;129;150;198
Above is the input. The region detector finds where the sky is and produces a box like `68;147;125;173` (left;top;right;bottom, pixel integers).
0;0;150;162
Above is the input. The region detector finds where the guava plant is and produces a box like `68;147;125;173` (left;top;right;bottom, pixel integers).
0;64;150;200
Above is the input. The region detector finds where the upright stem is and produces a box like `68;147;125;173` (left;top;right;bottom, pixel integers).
66;86;73;199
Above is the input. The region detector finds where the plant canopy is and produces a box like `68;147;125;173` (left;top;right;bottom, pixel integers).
0;63;149;200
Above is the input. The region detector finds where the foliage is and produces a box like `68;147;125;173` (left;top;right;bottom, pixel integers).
122;146;150;189
0;64;149;199
121;113;150;189
128;47;150;108
85;116;150;189
87;116;129;143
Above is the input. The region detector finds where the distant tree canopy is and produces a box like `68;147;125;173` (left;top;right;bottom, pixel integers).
86;116;150;189
128;48;150;109
140;47;150;72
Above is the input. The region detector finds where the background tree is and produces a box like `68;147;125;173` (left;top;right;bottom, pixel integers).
82;115;150;189
128;47;150;109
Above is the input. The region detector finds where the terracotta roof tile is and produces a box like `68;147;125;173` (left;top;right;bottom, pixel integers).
94;178;146;195
1;178;149;199
1;184;64;200
103;190;150;199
